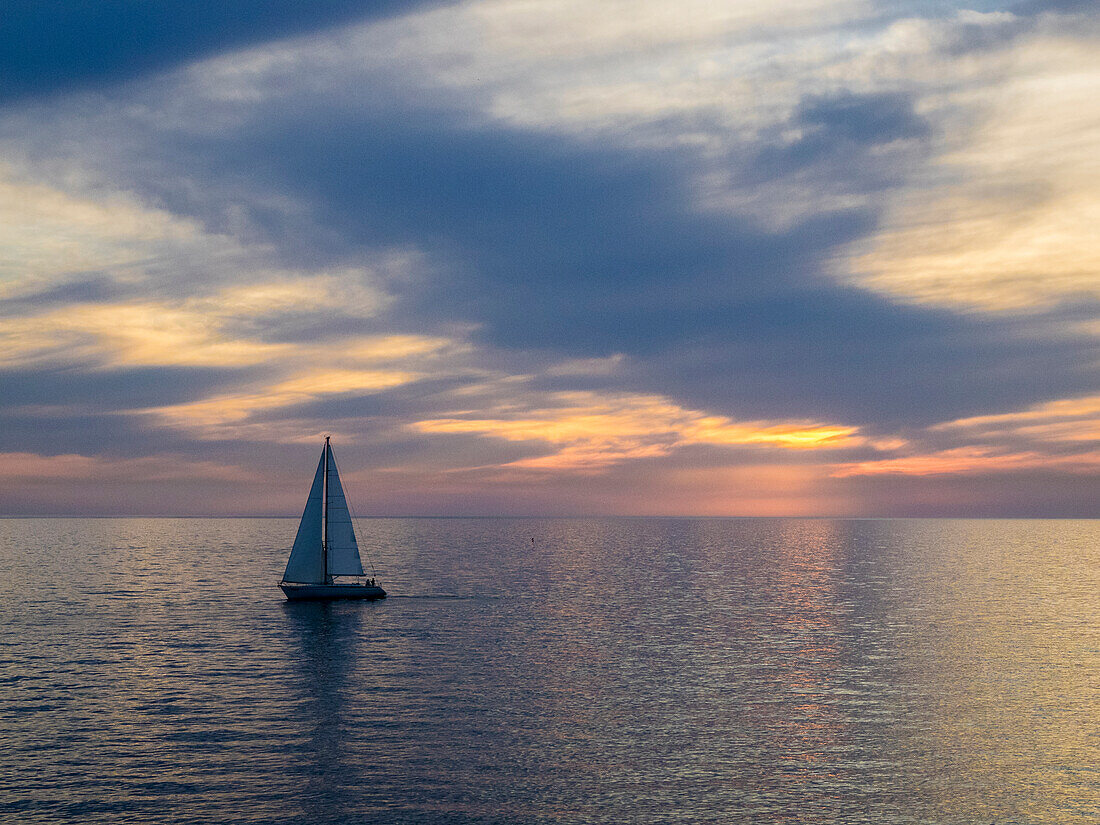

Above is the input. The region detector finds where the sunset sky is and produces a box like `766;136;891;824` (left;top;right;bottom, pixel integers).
1;0;1097;517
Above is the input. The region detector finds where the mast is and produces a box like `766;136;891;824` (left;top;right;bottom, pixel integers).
322;435;330;583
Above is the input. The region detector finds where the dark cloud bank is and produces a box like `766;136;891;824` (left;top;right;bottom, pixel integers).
154;88;1098;431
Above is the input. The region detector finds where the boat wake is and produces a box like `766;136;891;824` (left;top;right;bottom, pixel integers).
385;594;498;600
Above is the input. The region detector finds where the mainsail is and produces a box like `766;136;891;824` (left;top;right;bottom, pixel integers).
281;439;365;583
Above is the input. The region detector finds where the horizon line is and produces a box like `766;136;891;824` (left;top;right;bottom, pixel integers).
1;513;1095;521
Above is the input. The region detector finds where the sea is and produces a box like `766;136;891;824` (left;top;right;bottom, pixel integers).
0;517;1096;824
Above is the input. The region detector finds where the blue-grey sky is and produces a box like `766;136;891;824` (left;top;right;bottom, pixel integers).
1;0;1097;516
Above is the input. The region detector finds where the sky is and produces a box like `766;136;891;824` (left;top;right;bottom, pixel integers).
1;0;1097;517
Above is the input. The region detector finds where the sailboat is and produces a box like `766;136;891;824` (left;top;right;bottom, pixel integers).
279;436;386;601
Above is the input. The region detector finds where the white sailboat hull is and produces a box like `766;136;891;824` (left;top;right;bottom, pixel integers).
280;582;387;601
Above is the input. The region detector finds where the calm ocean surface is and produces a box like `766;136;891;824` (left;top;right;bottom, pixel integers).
0;517;1096;824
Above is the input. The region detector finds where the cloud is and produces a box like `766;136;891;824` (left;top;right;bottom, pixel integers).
411;390;863;472
832;445;1100;477
0;0;454;104
0;165;206;295
145;367;421;440
932;394;1100;436
0;365;246;414
840;24;1100;311
831;392;1100;479
122;86;1087;433
0;450;250;482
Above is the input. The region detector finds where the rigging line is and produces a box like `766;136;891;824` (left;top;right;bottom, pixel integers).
344;482;379;579
353;512;379;578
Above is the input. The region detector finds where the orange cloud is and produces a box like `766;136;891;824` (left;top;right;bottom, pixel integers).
932;395;1100;439
831;394;1100;479
412;391;863;472
0;270;396;370
143;366;419;440
832;446;1100;478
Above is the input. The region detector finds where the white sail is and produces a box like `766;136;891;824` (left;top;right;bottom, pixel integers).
325;446;365;576
282;453;325;583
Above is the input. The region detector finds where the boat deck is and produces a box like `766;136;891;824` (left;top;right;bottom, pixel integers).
280;582;386;601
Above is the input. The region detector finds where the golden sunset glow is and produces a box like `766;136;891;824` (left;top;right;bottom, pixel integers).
932;395;1100;437
412;393;863;471
832;447;1100;478
831;394;1100;478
